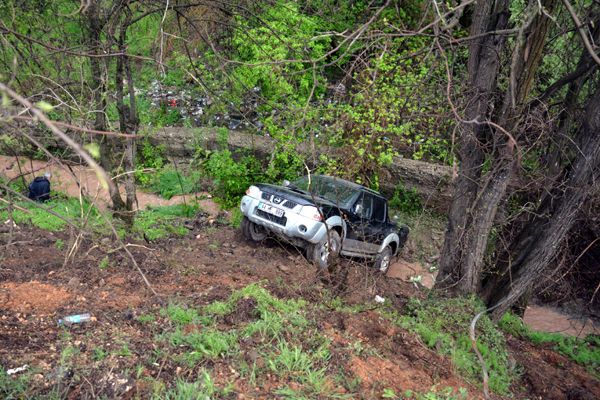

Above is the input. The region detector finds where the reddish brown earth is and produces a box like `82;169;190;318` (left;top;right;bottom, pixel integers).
1;223;599;399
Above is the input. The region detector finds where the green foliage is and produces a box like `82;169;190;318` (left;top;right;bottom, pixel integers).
392;296;514;395
133;203;199;241
229;207;244;228
402;387;468;400
148;169;200;200
162;304;206;326
499;313;600;377
137;314;156;324
92;347;108;362
155;371;230;400
54;239;65;250
136;135;166;186
0;368;31;400
166;328;238;365
231;1;331;106
203;150;258;208
98;256;110;270
388;184;422;214
0;196;104;232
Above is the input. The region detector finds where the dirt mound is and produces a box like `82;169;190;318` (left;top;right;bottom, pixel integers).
223;297;259;325
508;336;600;399
0;281;71;314
323;311;483;398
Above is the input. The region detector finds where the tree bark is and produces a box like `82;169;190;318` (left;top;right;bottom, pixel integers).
85;1;127;211
436;0;511;291
486;85;600;319
436;0;557;293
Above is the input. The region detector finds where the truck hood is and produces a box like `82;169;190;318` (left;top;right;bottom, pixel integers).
255;183;339;208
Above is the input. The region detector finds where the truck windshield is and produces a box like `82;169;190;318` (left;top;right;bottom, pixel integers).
293;175;359;208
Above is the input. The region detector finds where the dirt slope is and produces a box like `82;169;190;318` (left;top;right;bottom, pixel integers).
1;225;599;399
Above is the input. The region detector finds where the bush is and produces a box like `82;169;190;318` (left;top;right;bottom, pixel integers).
389;184;422;214
149;169;200;200
203;150;261;208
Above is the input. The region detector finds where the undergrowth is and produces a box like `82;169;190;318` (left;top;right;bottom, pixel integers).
0;191;199;241
0;195;104;232
156;283;343;398
148;169;201;200
500;312;600;377
386;296;515;395
133;203;199;241
0;368;31;400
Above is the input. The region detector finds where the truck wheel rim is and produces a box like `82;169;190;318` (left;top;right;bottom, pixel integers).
380;255;390;271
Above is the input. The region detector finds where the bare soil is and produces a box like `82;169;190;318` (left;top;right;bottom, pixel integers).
1;223;599;399
0;155;218;214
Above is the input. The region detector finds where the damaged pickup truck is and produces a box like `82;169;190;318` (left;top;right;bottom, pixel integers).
240;175;409;273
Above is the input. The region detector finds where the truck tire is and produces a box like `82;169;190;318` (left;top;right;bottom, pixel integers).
373;246;393;273
241;216;267;242
308;229;341;270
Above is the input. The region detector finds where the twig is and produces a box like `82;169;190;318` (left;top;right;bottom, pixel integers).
562;0;600;67
0;83;119;201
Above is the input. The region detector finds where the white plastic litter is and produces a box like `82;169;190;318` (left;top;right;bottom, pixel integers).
7;365;28;375
374;295;385;303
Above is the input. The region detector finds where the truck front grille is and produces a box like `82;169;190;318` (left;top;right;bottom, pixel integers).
283;200;297;209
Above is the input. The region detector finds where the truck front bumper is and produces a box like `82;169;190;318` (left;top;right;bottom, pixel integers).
240;195;327;244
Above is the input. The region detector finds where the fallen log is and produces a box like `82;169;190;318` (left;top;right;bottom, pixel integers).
3;123;453;212
147;127;454;212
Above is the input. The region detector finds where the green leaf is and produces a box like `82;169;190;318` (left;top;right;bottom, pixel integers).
2;93;10;107
35;101;54;112
84;142;101;160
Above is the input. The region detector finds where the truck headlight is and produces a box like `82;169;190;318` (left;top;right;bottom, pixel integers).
245;185;261;198
299;205;323;221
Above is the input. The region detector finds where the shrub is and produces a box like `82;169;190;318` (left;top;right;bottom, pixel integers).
149;169;200;200
389;184;422;214
203;150;260;208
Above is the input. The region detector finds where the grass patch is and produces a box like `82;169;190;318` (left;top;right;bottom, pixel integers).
152;370;231;400
0;368;31;400
156;283;341;397
0;195;105;232
133;203;199;240
500;312;600;377
387;296;515;395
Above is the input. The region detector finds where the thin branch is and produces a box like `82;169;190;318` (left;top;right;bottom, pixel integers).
0;83;119;203
562;0;600;67
9;115;139;138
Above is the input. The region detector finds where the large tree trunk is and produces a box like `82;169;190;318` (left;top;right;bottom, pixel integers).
435;0;510;291
436;0;556;293
485;85;600;319
85;1;127;211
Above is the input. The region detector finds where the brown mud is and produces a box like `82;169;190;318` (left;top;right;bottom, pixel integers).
1;224;599;399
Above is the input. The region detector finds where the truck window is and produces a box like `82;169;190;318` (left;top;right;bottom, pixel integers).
370;195;386;222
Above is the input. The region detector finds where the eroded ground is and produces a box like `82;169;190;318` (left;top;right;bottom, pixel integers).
1;224;599;399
